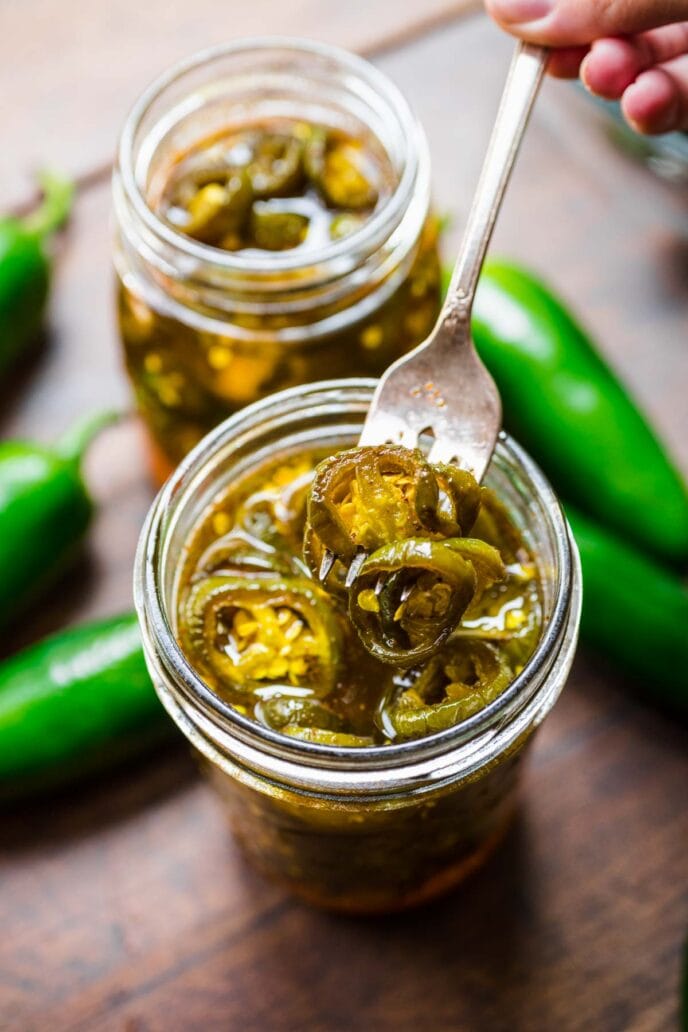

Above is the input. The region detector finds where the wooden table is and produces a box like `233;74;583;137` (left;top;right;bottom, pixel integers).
2;5;688;1030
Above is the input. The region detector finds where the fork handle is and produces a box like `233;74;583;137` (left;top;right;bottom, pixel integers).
443;42;547;323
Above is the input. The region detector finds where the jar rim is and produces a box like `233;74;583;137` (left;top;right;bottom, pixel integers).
135;378;578;780
117;36;427;276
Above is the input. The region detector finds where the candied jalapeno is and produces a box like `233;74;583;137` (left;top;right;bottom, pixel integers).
175;442;542;744
138;378;579;913
378;639;512;741
305;444;505;666
350;537;505;666
180;575;342;700
304;445;483;579
159;120;387;254
114;42;442;475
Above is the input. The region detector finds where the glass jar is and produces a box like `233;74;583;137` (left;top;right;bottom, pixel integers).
135;380;582;914
113;38;440;480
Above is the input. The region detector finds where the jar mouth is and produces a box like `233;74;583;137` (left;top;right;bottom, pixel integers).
136;379;579;775
117;36;427;279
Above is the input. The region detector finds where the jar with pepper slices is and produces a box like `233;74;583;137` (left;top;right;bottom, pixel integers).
113;39;441;479
135;379;582;912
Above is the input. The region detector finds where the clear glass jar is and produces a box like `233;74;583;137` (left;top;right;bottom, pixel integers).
135;380;582;913
113;38;440;480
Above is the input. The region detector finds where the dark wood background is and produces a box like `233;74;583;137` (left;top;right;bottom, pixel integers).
2;5;687;1030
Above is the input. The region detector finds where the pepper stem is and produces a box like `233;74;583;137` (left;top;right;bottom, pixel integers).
22;171;74;240
56;410;122;465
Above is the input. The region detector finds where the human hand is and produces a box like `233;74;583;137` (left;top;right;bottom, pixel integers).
485;0;688;134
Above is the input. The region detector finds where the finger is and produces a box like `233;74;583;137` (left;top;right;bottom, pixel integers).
547;45;590;78
581;24;688;98
581;37;645;98
485;0;688;47
621;59;688;133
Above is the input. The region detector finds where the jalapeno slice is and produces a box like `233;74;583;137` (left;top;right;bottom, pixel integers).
247;132;305;199
181;172;252;245
305;446;440;570
255;696;342;733
381;640;512;740
304;128;378;210
249;206;309;250
282;727;375;747
430;465;482;537
180;575;341;696
193;527;296;579
349;538;504;666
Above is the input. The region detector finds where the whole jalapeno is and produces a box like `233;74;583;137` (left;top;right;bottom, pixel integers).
468;260;688;565
0;612;168;799
0;171;73;373
0;411;117;629
567;505;688;713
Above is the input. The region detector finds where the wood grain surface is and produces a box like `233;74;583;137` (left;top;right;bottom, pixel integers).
1;7;688;1031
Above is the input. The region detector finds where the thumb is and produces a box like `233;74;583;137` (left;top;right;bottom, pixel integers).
485;0;688;46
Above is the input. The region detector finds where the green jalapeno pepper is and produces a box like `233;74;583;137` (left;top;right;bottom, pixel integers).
0;411;117;630
182;172;253;245
193;527;297;579
304;128;378;210
255;696;342;734
249;206;309;251
350;538;504;666
567;506;688;712
305;446;438;565
0;613;168;799
248;132;305;199
469;260;688;565
379;639;512;741
0;171;73;372
180;575;341;697
305;445;481;578
282;727;375;747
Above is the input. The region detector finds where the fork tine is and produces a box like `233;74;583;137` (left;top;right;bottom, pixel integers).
427;439;461;468
399;426;420;451
318;549;335;582
345;548;368;587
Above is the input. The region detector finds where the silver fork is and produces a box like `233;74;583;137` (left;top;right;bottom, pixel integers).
361;41;547;471
321;42;548;586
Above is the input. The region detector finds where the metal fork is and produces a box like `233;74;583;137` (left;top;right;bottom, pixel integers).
361;41;547;471
320;42;548;586
319;42;548;590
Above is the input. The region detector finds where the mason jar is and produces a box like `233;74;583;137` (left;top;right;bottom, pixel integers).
113;38;440;480
135;380;582;913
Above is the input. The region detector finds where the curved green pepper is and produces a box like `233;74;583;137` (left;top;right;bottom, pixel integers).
0;411;117;629
304;128;378;210
470;260;688;564
248;132;305;199
349;538;504;666
193;527;296;578
182;172;252;245
306;446;438;564
255;695;341;734
0;612;168;799
282;727;375;747
380;639;512;741
567;506;688;712
249;206;309;251
236;467;314;552
305;445;481;579
180;575;341;696
0;171;73;372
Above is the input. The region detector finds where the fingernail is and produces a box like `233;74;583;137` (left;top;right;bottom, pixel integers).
491;0;553;25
